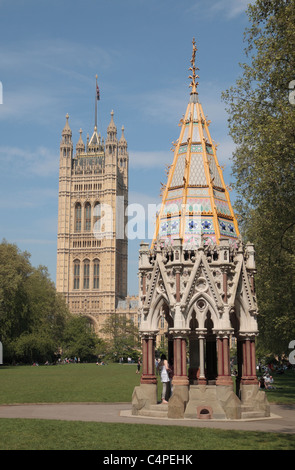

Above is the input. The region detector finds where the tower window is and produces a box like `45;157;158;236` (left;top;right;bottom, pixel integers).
75;203;82;232
74;260;80;289
85;202;91;232
93;258;99;289
93;202;101;233
83;259;90;289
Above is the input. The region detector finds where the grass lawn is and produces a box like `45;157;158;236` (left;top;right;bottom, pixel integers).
0;418;294;450
1;363;293;404
0;362;141;404
0;363;294;450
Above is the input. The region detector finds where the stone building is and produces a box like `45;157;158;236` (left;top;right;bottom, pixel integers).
132;40;269;420
56;81;137;332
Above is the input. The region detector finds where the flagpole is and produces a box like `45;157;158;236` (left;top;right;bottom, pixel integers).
95;74;98;129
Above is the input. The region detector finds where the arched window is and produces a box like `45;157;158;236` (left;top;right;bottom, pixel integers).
93;202;101;233
85;202;91;232
83;259;90;289
73;260;80;289
93;258;99;289
75;203;82;232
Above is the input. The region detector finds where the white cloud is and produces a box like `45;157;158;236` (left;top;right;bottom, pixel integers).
0;39;113;75
212;0;254;19
0;145;59;177
188;0;254;20
130;150;171;169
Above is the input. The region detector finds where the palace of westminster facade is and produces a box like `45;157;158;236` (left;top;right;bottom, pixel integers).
56;104;139;333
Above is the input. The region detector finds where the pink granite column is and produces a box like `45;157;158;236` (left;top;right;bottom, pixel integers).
140;334;157;385
216;333;233;387
172;332;189;386
241;336;258;385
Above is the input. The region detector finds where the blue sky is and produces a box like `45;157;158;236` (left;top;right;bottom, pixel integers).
0;0;253;295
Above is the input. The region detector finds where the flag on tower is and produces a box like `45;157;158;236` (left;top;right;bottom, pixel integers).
96;83;100;101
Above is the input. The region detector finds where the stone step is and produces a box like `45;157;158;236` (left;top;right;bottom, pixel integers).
150;403;168;411
137;403;169;418
138;408;168;418
241;411;267;419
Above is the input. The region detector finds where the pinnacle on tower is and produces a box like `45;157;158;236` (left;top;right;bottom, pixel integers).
76;128;85;154
61;113;72;138
107;110;117;138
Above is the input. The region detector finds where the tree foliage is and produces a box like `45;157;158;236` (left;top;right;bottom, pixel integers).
61;315;105;361
100;313;140;361
0;240;103;363
222;0;295;355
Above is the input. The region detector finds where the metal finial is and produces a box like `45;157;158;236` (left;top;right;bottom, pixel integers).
188;38;199;95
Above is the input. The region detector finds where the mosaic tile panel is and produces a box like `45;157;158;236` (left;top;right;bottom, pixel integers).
181;124;189;143
163;198;182;215
171;154;186;187
189;153;207;185
187;188;209;197
192;124;201;142
185;216;215;235
219;218;237;238
189;154;207;185
206;145;213;155
183;233;202;248
191;144;203;152
166;188;183;199
186;198;211;214
159;216;180;237
207;154;222;188
213;189;227;201
178;145;187;154
215;199;231;216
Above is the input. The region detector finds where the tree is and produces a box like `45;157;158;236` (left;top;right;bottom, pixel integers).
222;0;295;356
100;313;140;361
61;315;105;362
0;240;32;349
0;240;69;362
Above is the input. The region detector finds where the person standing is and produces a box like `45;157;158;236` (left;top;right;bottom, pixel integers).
136;358;141;374
159;354;170;403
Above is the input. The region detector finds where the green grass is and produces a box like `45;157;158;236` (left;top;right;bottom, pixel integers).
0;364;295;450
0;418;294;450
0;363;293;404
260;371;295;404
0;363;141;404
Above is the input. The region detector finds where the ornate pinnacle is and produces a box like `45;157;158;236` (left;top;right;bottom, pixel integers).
188;38;199;95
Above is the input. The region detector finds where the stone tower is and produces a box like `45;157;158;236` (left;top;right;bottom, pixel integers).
132;40;269;420
56;80;129;331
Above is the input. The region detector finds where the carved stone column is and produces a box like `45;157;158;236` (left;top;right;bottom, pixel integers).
140;332;157;385
196;329;207;385
239;334;259;386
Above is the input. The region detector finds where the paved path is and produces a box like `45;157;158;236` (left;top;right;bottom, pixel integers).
0;402;294;433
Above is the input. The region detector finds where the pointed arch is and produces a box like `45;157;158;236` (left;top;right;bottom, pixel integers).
83;258;90;289
93;258;100;289
73;259;80;289
75;202;82;232
148;294;172;331
93;201;101;232
84;202;91;232
186;291;221;330
234;297;258;334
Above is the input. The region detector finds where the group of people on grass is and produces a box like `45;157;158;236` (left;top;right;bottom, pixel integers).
259;373;275;390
